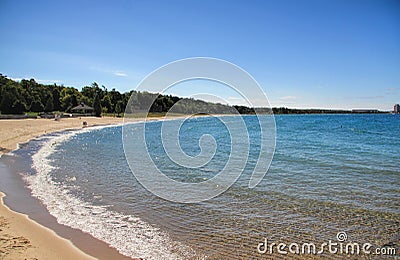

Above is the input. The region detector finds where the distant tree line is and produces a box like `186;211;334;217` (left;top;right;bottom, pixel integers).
0;74;386;116
0;75;236;116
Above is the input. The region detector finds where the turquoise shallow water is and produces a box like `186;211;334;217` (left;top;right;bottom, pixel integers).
13;114;400;258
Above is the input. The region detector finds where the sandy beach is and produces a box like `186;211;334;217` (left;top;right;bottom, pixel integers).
0;117;124;259
0;192;96;260
0;117;124;156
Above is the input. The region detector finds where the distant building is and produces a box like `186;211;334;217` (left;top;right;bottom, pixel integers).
394;104;400;114
71;102;94;114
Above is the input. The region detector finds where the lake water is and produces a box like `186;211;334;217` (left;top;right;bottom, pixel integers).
9;114;400;258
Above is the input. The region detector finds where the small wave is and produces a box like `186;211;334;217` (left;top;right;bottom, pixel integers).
27;127;197;259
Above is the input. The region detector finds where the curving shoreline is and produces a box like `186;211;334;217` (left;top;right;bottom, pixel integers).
0;114;205;259
0;117;128;259
0;115;196;259
0;191;96;259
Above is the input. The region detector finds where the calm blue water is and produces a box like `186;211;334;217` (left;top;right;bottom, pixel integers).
22;114;400;258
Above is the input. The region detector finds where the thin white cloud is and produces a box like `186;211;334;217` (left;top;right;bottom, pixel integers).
279;95;298;100
227;96;243;100
114;71;128;77
385;87;398;95
90;66;128;77
37;79;62;84
10;77;62;84
10;77;23;81
226;96;248;106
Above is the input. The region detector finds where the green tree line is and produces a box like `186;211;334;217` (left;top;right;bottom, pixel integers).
1;74;378;116
0;75;237;116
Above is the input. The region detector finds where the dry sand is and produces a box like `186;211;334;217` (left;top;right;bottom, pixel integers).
0;192;95;260
0;117;124;155
0;117;125;259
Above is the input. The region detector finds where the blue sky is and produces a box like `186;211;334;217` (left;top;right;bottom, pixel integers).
0;0;399;110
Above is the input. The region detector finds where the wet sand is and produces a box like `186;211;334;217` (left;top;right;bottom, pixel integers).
0;117;129;259
0;192;96;260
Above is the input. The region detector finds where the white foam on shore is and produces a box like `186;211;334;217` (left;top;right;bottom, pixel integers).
26;125;196;259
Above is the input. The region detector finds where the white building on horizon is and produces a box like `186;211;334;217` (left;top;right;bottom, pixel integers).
394;104;400;114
